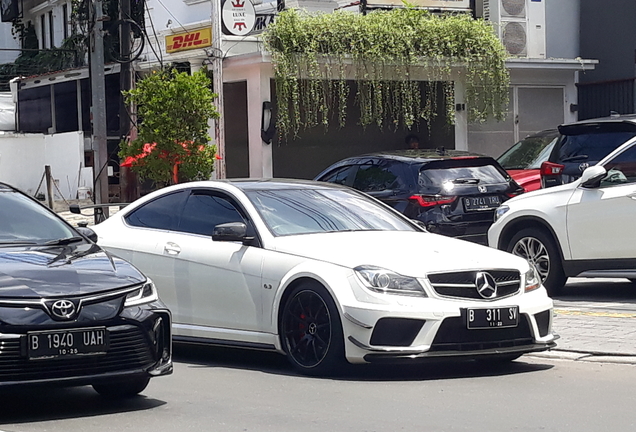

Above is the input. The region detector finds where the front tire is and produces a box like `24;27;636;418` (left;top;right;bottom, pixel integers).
92;376;150;398
507;228;567;295
280;283;345;376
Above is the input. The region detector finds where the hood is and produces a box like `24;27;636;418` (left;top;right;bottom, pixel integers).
507;169;541;192
0;242;145;299
272;231;528;276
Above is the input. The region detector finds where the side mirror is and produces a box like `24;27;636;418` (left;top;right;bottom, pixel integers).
580;165;607;188
212;222;254;244
69;204;82;214
366;189;395;199
411;220;428;232
76;226;98;243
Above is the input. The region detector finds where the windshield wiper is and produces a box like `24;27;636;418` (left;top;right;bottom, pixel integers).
44;236;84;246
0;240;38;245
452;178;480;184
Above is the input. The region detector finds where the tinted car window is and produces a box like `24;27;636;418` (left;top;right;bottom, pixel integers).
418;164;508;188
498;131;560;170
352;162;405;191
246;188;415;236
178;192;245;236
558;132;636;162
0;189;75;243
125;191;186;230
601;142;636;187
319;165;357;186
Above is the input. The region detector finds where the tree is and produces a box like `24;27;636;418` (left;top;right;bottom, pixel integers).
119;69;219;186
264;8;510;138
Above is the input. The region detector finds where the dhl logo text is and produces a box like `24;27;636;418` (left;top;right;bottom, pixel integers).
166;28;212;53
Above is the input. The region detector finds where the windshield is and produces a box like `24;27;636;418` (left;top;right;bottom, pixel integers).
0;189;76;245
497;131;560;169
245;188;416;236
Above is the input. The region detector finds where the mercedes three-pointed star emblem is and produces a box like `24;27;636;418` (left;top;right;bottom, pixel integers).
474;272;498;299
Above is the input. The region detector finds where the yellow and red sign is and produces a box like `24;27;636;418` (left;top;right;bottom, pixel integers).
165;28;212;54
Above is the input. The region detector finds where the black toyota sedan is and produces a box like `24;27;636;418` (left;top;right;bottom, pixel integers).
0;183;172;396
315;149;523;245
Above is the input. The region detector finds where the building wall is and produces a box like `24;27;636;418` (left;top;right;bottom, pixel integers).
0;24;20;64
0;131;87;198
579;0;636;83
545;0;580;59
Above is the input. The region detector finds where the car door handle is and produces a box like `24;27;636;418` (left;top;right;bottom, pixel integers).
164;242;181;256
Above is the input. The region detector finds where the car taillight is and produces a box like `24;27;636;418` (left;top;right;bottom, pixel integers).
408;195;457;207
540;161;564;177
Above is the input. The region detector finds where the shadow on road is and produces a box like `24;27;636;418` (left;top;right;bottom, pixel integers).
173;342;553;382
0;385;166;425
554;278;636;304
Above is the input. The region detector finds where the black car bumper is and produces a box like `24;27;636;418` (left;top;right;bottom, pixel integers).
0;304;172;387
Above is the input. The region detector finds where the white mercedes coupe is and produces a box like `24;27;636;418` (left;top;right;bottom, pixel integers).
92;179;556;375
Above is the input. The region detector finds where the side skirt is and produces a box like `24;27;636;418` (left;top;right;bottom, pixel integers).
563;258;636;278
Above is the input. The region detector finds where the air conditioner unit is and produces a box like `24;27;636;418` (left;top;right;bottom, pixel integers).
483;0;545;59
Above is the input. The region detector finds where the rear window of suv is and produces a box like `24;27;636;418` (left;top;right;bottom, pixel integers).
558;131;636;162
418;161;508;188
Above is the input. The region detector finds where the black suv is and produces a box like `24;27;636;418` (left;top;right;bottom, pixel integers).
314;149;522;245
541;115;636;188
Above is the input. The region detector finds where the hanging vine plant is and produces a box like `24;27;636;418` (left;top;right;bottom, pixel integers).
263;8;510;138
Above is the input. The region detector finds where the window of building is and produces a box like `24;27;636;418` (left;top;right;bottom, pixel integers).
40;14;46;49
62;4;69;40
48;11;54;48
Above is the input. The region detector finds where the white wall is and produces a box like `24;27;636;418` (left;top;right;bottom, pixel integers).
0;24;19;64
546;0;580;59
0;131;89;199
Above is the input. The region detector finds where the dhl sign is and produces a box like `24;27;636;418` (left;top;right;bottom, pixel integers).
165;28;212;53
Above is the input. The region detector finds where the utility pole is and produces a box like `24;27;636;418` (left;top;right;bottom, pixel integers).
119;0;136;202
89;0;109;218
211;0;226;179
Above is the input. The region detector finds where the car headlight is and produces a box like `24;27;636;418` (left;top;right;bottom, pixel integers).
524;264;541;293
354;266;427;297
494;205;510;222
124;280;159;307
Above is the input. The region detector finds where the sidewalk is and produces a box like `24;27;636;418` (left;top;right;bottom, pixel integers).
56;205;636;364
535;309;636;364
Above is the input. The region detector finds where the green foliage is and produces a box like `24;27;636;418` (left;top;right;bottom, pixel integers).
119;69;219;186
263;8;510;138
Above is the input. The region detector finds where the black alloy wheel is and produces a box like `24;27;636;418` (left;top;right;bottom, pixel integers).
92;376;150;398
281;283;345;376
507;228;567;295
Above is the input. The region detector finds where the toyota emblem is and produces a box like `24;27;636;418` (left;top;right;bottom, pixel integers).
51;299;77;320
475;272;498;299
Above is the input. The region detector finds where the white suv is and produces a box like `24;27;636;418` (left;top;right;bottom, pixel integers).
488;136;636;294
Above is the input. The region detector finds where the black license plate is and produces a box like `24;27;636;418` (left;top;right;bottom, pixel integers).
27;327;109;360
463;196;501;211
466;307;519;329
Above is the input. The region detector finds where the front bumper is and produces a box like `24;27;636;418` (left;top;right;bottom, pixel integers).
340;289;557;364
0;305;172;387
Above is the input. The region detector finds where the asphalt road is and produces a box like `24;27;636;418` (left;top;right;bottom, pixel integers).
1;345;636;432
2;277;636;432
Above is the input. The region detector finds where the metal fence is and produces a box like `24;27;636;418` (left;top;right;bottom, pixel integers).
577;77;636;120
